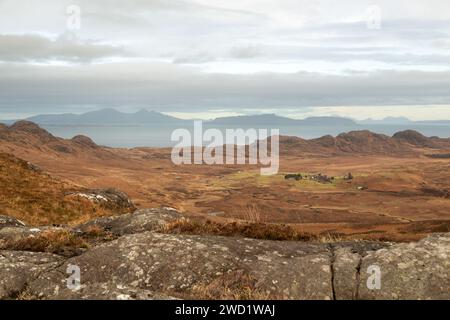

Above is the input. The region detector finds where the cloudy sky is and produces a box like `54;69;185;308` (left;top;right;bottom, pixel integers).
1;0;450;120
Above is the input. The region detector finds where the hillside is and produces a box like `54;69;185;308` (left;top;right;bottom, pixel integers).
1;121;449;244
0;121;119;160
0;152;134;226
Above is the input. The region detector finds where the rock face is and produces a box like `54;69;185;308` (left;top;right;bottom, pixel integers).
0;208;449;300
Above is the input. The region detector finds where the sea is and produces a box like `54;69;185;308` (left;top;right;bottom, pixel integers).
37;123;450;148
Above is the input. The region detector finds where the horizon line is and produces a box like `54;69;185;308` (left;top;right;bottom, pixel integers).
2;107;450;123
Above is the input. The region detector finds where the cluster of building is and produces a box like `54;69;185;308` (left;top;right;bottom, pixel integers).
284;172;354;184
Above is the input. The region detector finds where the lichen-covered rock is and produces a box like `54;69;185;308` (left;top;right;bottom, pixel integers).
333;247;362;300
26;232;334;300
0;226;62;243
0;215;26;229
76;208;184;236
67;188;135;211
29;281;178;300
0;227;38;242
332;241;392;300
0;251;63;299
358;233;450;300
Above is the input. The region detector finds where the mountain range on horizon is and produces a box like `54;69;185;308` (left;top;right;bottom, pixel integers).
2;108;450;127
20;108;185;126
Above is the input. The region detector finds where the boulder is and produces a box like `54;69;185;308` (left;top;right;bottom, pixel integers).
68;188;135;211
76;208;184;236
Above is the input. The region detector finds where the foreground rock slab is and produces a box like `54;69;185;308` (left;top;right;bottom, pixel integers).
357;233;450;300
25;232;334;300
0;208;448;300
0;251;63;299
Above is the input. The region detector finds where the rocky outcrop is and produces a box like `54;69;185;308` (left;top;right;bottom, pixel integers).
77;208;182;236
25;233;333;300
0;216;26;229
0;208;449;300
9;121;57;144
392;130;436;147
71;135;99;149
67;188;136;211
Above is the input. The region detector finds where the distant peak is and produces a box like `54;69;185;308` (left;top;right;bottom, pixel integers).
9;120;56;141
393;129;425;137
393;130;428;141
71;135;98;148
391;130;438;148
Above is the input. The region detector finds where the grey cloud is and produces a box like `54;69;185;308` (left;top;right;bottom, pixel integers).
229;45;263;59
172;52;217;64
1;62;450;113
1;0;450;119
0;33;127;63
1;1;449;69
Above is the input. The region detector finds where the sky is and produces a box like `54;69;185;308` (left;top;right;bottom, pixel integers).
1;0;450;120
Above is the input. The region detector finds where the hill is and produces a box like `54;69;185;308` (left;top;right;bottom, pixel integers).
392;130;450;148
278;129;450;156
0;153;134;226
0;120;118;159
2;121;450;160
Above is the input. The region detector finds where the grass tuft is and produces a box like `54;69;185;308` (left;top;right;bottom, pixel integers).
164;219;318;241
0;229;89;255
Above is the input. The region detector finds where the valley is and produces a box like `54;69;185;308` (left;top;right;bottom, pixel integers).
1;121;449;242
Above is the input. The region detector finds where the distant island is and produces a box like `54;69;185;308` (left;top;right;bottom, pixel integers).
22;108;186;125
209;114;357;126
2;109;357;127
2;109;449;127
